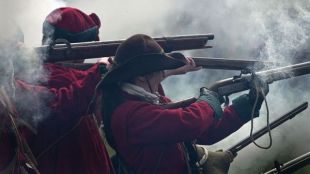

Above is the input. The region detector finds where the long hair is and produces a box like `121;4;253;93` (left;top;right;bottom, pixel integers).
100;82;125;149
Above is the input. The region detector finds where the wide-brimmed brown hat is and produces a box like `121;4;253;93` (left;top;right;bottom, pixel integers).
99;34;186;85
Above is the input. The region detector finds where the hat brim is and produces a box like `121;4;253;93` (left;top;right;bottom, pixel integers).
100;53;185;85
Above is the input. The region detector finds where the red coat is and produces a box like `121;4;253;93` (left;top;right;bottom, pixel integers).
0;84;40;173
33;63;115;174
111;94;244;174
43;63;91;88
0;64;115;174
0;128;16;172
0;124;35;173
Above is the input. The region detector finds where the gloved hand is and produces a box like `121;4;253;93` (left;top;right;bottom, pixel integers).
197;87;223;119
232;76;269;122
201;150;235;174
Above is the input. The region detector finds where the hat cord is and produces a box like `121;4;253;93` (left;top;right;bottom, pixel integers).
145;76;155;94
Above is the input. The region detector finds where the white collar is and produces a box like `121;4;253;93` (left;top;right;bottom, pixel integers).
121;83;160;104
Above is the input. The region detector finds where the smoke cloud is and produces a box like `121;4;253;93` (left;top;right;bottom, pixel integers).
2;0;309;173
0;0;65;125
159;1;310;173
0;0;66;46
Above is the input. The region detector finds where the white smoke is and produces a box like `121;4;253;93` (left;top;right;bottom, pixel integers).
158;1;310;173
64;0;176;40
8;0;66;46
0;0;66;125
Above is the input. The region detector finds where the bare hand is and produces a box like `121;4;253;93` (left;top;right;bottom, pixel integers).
97;57;113;70
202;150;235;174
164;57;202;78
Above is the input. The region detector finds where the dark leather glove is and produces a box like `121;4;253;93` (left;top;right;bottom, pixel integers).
232;76;269;122
202;150;235;174
197;87;223;119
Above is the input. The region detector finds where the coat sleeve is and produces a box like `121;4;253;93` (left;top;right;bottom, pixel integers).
44;63;94;88
0;129;15;170
196;105;244;145
16;64;101;121
113;100;245;146
48;63;101;118
113;100;216;145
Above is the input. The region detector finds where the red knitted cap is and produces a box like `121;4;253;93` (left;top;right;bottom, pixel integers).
45;7;100;33
43;7;101;44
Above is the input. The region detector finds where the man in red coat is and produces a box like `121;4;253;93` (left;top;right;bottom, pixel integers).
0;64;104;174
0;12;114;173
0;17;113;173
30;7;115;174
97;34;269;174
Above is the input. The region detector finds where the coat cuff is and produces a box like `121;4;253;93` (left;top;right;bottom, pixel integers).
197;95;223;119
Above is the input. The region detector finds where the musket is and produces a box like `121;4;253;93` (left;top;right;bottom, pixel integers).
58;57;279;71
227;102;308;155
262;152;310;174
163;61;310;109
193;57;279;70
36;34;214;62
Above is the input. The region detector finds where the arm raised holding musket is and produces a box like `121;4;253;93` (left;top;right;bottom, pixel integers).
38;32;279;73
57;56;279;76
94;34;273;174
160;58;310;174
164;60;310;109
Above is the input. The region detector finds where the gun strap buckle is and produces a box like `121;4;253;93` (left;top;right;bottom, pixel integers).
48;39;72;60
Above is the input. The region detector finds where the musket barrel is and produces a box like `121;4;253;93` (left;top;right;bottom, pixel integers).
209;61;310;96
227;102;308;155
58;57;276;72
193;57;279;70
160;61;310;109
257;61;310;83
263;152;310;174
157;34;214;52
37;34;214;62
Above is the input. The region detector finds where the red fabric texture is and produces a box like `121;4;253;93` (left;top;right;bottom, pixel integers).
0;128;15;170
43;63;95;88
45;7;100;33
0;113;37;173
111;93;244;174
35;115;114;174
12;64;115;174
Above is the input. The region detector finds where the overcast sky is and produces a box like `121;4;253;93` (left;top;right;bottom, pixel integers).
1;0;309;173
